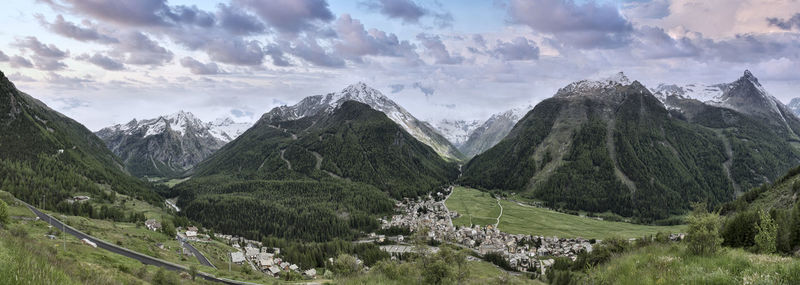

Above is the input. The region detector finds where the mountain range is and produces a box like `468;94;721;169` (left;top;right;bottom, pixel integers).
174;99;459;241
461;71;800;222
95;111;251;178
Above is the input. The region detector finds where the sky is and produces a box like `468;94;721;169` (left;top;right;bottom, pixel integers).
0;0;799;130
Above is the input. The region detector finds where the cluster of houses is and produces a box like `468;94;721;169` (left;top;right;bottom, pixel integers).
380;193;599;274
229;246;317;279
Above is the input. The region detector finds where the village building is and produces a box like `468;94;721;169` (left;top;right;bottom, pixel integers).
230;252;245;264
144;219;161;231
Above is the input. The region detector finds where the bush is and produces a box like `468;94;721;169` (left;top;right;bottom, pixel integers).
755;210;777;254
721;211;758;248
329;254;362;277
686;203;722;255
0;200;8;226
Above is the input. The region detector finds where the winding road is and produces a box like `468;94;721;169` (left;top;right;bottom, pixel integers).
20;200;261;285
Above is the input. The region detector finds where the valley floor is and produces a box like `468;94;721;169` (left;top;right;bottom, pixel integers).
446;186;685;239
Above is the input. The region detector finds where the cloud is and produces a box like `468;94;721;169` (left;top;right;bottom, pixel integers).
491;37;540;61
180;57;223;74
768;13;800;31
623;0;670;19
362;0;426;23
389;84;405;93
216;3;266;35
6;72;35;82
265;44;292;66
333;14;420;63
361;0;453;28
31;56;68;71
44;72;94;89
77;53;125;70
113;32;173;65
284;37;346;67
13;36;69;58
508;0;633;49
416;33;463;64
48;0;171;26
9;56;33;68
234;0;334;34
0;50;8;61
204;38;265;66
632;26;700;59
37;14;118;43
413;82;434;97
230;108;254;118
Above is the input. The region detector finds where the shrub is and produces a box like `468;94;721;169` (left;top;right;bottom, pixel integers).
755;210;777;254
329;254;362;277
686;203;722;255
0;200;8;226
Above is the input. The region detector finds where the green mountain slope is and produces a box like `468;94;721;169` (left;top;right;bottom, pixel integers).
0;70;160;207
461;73;800;222
174;101;459;241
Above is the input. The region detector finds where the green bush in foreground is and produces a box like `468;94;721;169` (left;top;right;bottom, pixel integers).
755;210;778;254
686;203;722;255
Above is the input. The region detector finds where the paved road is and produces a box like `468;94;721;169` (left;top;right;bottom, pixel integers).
181;239;216;268
21;201;260;285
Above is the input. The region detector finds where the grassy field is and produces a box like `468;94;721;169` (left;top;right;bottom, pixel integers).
446;187;685;239
589;243;800;284
337;258;543;285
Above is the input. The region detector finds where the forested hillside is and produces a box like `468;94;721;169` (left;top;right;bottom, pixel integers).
0;70;160;207
174;101;459;241
461;74;800;222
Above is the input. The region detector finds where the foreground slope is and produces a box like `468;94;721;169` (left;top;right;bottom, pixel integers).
175;101;459;241
461;72;800;221
0;70;159;206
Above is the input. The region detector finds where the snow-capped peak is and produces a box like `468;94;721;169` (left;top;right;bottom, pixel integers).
206;117;251;142
556;71;633;97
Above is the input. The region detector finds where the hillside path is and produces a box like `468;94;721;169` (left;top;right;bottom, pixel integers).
494;198;503;228
279;149;292;170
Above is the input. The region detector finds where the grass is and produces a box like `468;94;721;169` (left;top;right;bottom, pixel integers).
589;243;800;285
336;259;543;285
446;187;685;239
0;200;208;285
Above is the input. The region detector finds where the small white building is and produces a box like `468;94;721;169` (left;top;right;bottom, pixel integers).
144;219;161;231
185;230;197;237
303;268;317;278
230;252;245;264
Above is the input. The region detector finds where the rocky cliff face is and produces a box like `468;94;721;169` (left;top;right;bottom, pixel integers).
96;111;250;177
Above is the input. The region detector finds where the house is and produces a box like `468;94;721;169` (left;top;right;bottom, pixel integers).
303;268;317;278
144;219;162;231
289;264;299;271
230;252;245;264
268;265;281;276
185;226;198;238
81;238;97;248
245;246;259;259
257;253;274;269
